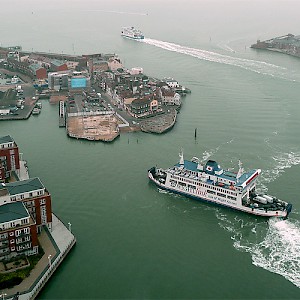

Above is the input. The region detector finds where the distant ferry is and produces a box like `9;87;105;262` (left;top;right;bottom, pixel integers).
148;152;292;218
121;27;144;40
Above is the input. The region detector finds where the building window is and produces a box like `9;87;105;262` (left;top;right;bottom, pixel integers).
11;247;15;251
40;198;46;205
24;227;30;234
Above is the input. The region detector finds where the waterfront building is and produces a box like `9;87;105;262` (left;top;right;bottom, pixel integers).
128;97;161;118
159;88;181;106
0;135;20;181
0;178;52;232
164;78;180;89
108;57;123;71
0;202;38;261
48;71;71;91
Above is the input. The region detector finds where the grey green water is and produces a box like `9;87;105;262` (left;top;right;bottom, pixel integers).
1;0;300;298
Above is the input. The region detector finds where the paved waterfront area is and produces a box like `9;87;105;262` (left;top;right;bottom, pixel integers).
67;114;120;141
2;228;58;298
3;214;75;300
140;109;177;133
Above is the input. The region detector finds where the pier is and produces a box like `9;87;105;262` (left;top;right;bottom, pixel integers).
59;101;66;127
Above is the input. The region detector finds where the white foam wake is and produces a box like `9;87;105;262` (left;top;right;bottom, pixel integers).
85;9;147;16
142;38;300;82
258;150;300;193
234;218;300;288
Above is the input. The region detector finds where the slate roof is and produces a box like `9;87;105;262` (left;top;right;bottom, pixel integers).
0;202;29;223
6;178;44;195
0;135;14;144
51;59;65;67
29;63;44;72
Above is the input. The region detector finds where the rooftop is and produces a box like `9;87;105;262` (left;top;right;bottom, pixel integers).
6;177;44;195
29;63;44;72
0;135;14;144
0;201;29;223
175;159;257;185
51;59;65;67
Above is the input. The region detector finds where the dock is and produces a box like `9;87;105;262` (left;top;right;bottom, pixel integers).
59;101;66;127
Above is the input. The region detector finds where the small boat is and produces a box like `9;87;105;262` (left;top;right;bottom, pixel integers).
35;102;42;109
32;107;41;115
148;151;292;218
121;27;144;40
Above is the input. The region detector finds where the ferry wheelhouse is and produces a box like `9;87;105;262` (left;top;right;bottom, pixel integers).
121;27;144;40
148;152;292;218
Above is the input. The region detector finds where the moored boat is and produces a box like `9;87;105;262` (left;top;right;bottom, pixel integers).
148;152;292;218
32;107;41;115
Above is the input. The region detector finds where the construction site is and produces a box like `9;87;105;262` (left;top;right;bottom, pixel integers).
67;112;120;142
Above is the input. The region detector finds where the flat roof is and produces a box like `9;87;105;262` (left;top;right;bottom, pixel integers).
6;177;44;195
0;202;29;223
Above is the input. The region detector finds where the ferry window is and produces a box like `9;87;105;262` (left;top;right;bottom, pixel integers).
227;195;236;201
207;190;215;194
217;192;226;198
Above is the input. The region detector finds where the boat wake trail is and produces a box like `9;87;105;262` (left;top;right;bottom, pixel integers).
142;38;300;82
216;211;300;288
215;148;300;288
236;218;300;288
259;151;300;193
85;9;147;16
201;138;235;162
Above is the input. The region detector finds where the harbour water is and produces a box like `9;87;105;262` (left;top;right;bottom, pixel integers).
1;0;300;298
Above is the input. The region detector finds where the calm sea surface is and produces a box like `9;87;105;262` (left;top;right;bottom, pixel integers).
1;0;300;298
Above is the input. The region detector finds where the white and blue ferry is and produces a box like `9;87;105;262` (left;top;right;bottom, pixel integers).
148;152;292;218
121;27;144;40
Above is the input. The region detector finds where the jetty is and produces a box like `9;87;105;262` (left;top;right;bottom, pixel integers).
59;100;66;127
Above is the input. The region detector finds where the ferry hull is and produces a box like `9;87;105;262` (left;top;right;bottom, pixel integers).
148;169;290;218
121;34;144;40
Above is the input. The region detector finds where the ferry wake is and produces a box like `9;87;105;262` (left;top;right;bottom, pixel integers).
148;152;292;218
